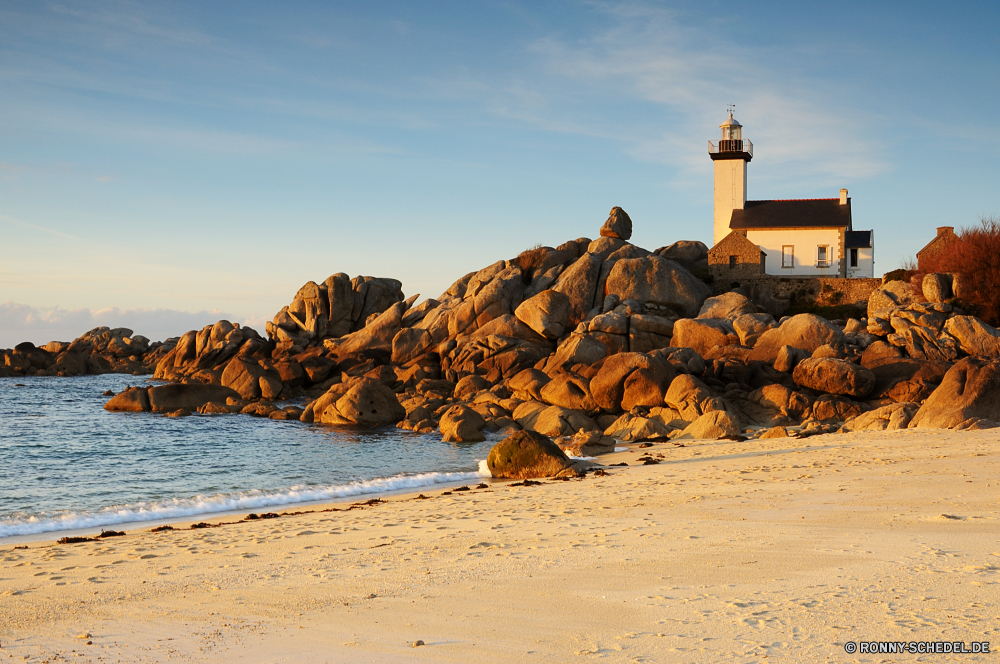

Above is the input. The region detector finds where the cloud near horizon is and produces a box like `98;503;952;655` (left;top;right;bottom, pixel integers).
0;302;267;349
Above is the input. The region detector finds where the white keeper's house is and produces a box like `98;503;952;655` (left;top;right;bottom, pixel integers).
707;109;874;279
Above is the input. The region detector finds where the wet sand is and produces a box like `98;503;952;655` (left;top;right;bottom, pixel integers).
3;428;1000;663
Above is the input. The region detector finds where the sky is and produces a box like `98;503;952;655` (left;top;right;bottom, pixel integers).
2;0;998;347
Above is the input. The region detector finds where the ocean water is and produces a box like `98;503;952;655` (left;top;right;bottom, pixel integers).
0;374;493;539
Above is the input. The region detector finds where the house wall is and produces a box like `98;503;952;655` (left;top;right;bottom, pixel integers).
713;159;746;246
747;228;844;277
846;245;874;279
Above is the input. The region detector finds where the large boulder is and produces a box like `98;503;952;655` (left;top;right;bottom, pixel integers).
507;368;550;401
943;316;1000;357
841;402;919;432
539;332;608;375
318;378;406;426
628;314;675;353
514;290;572;340
664;374;716;421
909;358;1000;429
487;430;577;479
513;403;598;437
222;357;283;401
922;273;953;303
599;207;633;241
604;256;711;317
675;410;741;440
540;373;598;412
439;405;487;442
655;240;708;269
792;358;875;397
697;292;755;320
589;352;675;413
603;413;674;442
748;314;846;364
103;387;151;412
868;281;918;318
732;313;776;347
552;253;603;327
750;384;811;418
145;384;241;413
669;318;738;356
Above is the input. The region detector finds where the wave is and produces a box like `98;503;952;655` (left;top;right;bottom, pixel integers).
0;466;490;539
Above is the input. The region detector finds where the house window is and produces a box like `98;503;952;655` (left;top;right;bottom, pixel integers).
729;255;737;268
781;245;794;268
817;245;830;268
850;248;858;267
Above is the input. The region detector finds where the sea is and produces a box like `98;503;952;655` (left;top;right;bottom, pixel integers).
0;374;495;542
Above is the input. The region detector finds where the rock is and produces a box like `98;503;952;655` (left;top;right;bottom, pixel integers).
861;341;903;367
751;384;811;418
792;358;875;397
454;375;491;400
748;314;846;364
922;273;953;303
145;384;241;413
664;374;716;421
439;405;487;442
555;429;617;456
868;281;918;318
868;358;951;403
590;352;675;413
909;358;1000;429
222;357;283;401
811;344;846;360
697;292;755;320
332;300;406;357
628;314;674;343
318;378;406;426
603;413;674;442
841;402;919;432
540;373;598;412
732;313;776;347
669;318;738;356
655;240;708;269
532;405;600;437
103;387;151;412
552;253;603;327
241;402;278;417
599;206;633;240
810;395;867;422
943;316;1000;357
507;368;550;401
758;426;788;439
539;332;608;375
487;430;579;479
676;410;741;439
514;290;572;339
605;256;711;318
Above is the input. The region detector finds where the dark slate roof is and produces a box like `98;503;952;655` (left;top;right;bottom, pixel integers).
845;230;872;248
729;198;852;230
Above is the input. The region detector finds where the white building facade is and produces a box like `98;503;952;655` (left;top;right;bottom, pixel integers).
709;111;874;278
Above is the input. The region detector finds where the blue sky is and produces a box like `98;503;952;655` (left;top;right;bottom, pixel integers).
2;0;998;346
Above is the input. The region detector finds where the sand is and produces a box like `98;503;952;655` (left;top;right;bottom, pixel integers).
3;427;1000;663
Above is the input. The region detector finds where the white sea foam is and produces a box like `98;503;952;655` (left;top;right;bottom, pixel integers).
0;466;491;539
614;447;628;452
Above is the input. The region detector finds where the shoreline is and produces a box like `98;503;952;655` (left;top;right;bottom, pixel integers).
4;428;999;662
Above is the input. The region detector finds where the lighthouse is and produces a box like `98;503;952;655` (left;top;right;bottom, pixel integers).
708;107;753;246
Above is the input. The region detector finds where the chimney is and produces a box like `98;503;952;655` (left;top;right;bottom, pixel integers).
839;188;848;205
937;226;954;236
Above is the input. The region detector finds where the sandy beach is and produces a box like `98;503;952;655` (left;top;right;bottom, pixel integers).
3;428;999;663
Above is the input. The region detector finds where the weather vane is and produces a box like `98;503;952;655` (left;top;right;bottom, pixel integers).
727;103;736;115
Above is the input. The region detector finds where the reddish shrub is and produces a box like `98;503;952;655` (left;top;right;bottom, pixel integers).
914;216;1000;325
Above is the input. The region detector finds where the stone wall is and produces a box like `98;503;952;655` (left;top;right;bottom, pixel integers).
709;274;881;309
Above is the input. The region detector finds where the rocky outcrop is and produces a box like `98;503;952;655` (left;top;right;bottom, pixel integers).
104;384;241;413
599;207;633;241
792;358;875;397
604;256;711;317
487;430;578;479
748;314;845;364
909;358;1000;429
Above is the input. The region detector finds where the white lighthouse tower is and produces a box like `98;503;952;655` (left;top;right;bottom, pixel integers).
709;107;753;246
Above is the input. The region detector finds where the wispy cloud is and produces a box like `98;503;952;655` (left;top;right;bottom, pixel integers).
0;213;82;241
0;301;265;349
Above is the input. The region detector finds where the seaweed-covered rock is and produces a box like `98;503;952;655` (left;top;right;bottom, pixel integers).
487;430;577;479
